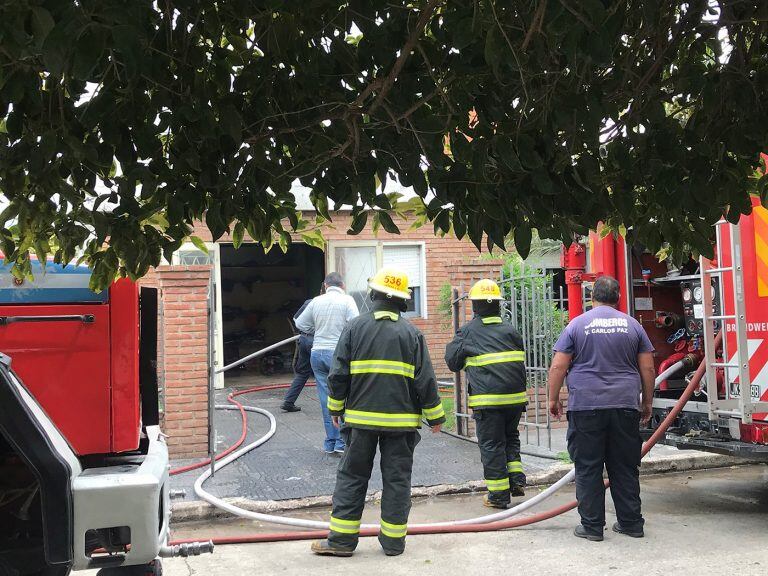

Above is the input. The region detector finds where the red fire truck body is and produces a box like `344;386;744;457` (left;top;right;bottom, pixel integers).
0;262;206;576
564;198;768;457
1;277;140;456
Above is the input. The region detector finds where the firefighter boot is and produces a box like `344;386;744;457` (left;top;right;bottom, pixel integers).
311;540;354;557
483;494;510;509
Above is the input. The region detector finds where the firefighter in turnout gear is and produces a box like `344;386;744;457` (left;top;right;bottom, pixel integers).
310;267;446;557
445;279;527;509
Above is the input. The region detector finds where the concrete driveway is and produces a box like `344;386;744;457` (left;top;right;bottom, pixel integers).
162;465;768;576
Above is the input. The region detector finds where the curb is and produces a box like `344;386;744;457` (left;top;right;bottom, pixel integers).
170;452;764;524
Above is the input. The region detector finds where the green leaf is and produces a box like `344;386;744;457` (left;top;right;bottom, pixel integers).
484;26;504;80
31;7;55;47
452;211;467;239
513;224;532;259
72;27;107;80
300;229;326;250
517;136;542;170
232;222;245;249
434;209;450;234
347;211;368;235
372;194;391;210
278;230;291;253
313;194;332;222
220;105;243;143
189;236;209;254
376;211;400;234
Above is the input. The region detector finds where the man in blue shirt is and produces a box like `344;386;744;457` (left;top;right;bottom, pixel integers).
548;276;655;541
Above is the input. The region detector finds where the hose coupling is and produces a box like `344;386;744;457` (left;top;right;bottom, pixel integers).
159;541;215;558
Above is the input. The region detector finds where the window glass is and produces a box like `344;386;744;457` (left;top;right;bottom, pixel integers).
334;246;377;312
175;249;213;265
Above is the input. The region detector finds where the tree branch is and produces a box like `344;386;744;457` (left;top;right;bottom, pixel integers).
522;0;548;52
365;0;444;117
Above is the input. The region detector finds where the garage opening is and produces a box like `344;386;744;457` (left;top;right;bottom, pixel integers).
219;243;325;385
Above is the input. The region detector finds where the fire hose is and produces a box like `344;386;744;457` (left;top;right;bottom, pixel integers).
168;337;713;546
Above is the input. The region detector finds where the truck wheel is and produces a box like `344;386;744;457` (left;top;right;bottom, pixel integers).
97;560;162;576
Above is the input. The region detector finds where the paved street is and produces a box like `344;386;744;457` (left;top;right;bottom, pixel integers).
161;465;768;576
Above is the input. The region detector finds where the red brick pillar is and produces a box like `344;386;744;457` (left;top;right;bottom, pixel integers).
153;266;212;458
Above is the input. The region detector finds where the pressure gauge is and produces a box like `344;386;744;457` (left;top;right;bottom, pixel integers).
693;286;703;302
682;287;693;302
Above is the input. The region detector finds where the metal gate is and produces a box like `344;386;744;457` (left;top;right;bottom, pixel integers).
451;263;567;455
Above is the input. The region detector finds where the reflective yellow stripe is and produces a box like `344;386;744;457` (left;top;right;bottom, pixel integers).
464;350;525;368
344;409;420;428
380;520;407;538
481;316;502;325
507;461;523;473
330;516;361;534
485;477;510;491
374;311;399;321
468;392;527;407
327;396;345;411
422;403;445;420
350;359;415;378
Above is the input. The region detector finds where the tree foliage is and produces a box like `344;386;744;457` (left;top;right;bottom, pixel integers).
1;0;767;288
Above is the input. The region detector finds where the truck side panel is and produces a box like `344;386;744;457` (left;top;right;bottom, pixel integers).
0;303;112;454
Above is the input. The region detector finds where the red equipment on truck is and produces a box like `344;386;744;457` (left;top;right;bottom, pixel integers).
0;261;212;576
564;197;768;459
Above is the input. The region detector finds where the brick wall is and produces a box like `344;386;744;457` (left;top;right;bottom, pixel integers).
141;266;212;458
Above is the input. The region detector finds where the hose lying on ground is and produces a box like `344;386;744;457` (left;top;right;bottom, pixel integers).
168;347;708;545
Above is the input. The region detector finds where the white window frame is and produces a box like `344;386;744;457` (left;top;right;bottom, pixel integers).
327;240;428;319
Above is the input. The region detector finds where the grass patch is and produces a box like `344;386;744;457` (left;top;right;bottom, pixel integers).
557;451;572;464
440;396;456;431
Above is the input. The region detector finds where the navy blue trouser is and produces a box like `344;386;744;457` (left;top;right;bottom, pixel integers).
282;335;313;407
567;408;644;535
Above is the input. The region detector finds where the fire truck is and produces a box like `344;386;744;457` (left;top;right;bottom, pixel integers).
563;196;768;459
0;262;211;576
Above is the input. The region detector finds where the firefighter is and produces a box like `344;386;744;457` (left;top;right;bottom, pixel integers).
445;279;527;509
310;267;445;557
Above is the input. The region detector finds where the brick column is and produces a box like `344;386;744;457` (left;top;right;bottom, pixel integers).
151;266;212;458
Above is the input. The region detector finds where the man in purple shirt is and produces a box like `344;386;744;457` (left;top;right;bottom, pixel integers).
548;276;656;542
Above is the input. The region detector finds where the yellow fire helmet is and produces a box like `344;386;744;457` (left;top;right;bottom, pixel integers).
469;279;503;301
368;267;412;300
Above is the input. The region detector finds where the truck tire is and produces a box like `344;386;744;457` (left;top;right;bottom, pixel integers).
96;560;162;576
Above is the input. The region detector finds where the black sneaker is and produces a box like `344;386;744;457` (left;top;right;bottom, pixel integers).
612;522;644;538
281;404;301;412
383;549;404;557
574;525;603;542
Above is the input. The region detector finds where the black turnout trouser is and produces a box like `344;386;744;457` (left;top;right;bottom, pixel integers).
567;408;644;535
328;427;420;554
473;406;526;505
